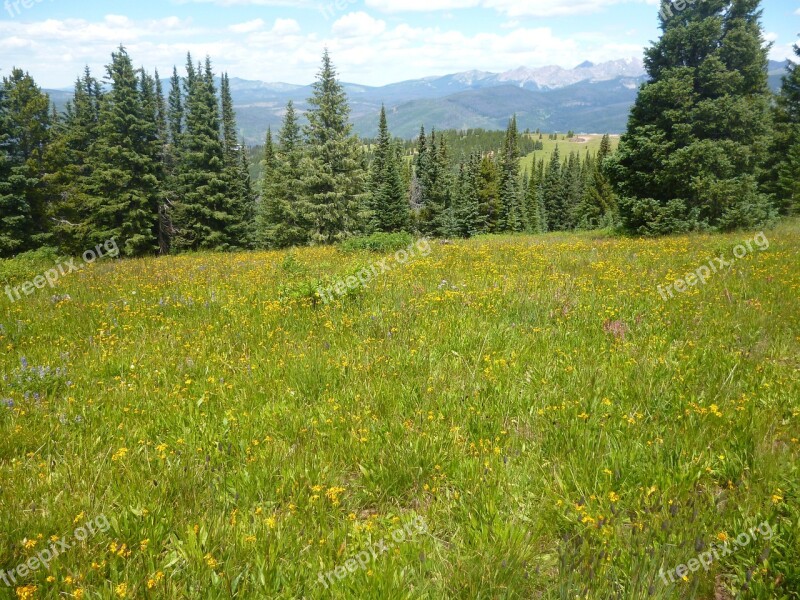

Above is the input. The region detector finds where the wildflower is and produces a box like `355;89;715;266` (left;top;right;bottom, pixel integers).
111;448;128;462
608;491;620;503
115;583;128;598
16;586;37;600
204;553;218;569
147;571;164;589
772;490;784;504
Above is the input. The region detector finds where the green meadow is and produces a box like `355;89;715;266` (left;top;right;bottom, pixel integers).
0;222;798;599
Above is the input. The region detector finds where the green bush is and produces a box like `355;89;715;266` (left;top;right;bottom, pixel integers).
0;247;62;287
340;232;414;253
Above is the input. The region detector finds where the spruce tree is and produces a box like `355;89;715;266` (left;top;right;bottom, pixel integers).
172;55;232;251
525;160;546;233
542;147;566;231
0;68;52;256
367;106;410;233
771;42;800;214
499;116;525;232
300;50;366;243
220;73;253;249
42;67;100;253
167;67;184;146
562;151;583;229
609;0;775;233
259;101;308;248
476;154;500;233
84;47;160;256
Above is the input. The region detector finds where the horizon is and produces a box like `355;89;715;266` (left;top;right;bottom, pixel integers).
0;0;796;89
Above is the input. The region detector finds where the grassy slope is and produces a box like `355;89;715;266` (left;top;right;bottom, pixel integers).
519;133;621;173
0;223;798;599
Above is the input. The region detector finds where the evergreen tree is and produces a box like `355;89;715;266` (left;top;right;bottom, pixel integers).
368;106;410;232
259;101;308;248
299;50;367;243
0;68;52;256
542;147;567;231
451;154;481;237
42;67;101;253
525;159;547;233
499;116;525;232
220;73;254;248
418;129;446;235
574;154;617;229
84;47;160;256
476;154;500;233
172;55;232;251
562;151;583;229
609;0;775;233
771;41;800;214
167;67;184;146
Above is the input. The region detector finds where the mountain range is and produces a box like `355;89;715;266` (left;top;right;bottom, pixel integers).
45;58;791;143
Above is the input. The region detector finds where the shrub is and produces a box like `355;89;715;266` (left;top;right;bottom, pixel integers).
0;247;62;287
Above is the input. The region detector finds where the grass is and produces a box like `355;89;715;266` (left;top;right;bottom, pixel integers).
520;133;621;173
0;221;798;599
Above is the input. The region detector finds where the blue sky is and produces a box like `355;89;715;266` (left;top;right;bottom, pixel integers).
0;0;797;88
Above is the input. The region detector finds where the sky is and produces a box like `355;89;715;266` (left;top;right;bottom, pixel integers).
0;0;797;89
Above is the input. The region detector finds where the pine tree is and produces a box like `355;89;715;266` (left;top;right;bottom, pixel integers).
542;146;566;231
476;154;500;233
299;50;367;243
220;73;254;249
42;67;101;253
259;101;308;248
0;68;52;257
562;151;583;229
141;68;171;253
172;55;232;251
771;41;800;214
451;154;481;237
609;0;775;233
167;67;184;146
83;47;160;256
368;106;410;232
418;129;443;235
499;116;525;232
525;159;546;233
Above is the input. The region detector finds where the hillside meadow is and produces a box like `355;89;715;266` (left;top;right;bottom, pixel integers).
0;222;798;599
519;133;621;173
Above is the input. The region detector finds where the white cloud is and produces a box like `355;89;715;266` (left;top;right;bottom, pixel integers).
271;18;301;35
332;12;386;38
0;12;647;88
365;0;658;17
229;19;265;33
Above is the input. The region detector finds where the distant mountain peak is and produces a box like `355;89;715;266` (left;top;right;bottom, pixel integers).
576;60;595;69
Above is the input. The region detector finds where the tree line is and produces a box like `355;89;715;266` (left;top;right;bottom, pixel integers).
0;0;798;258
